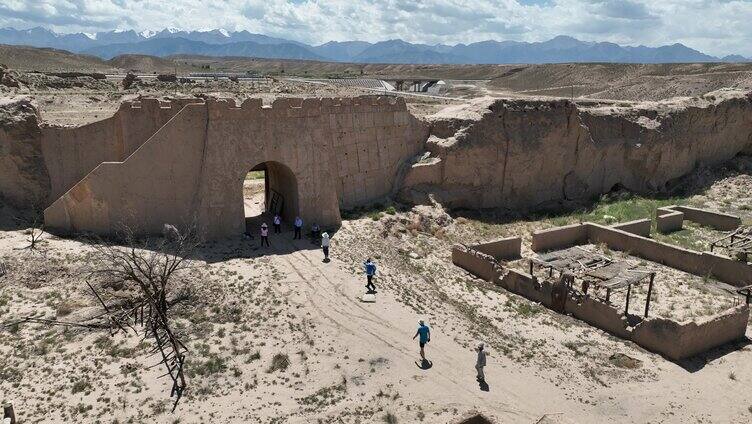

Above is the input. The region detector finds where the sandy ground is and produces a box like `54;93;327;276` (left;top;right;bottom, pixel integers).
2;64;752;423
2;162;752;423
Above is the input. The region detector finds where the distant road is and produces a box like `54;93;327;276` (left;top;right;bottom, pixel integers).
103;74;269;82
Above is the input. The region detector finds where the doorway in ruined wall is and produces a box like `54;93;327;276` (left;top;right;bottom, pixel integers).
243;161;299;234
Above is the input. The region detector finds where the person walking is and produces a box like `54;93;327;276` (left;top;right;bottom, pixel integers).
260;223;270;247
311;223;321;241
475;342;487;382
321;231;330;262
363;258;377;293
294;216;303;240
273;214;282;234
413;320;430;361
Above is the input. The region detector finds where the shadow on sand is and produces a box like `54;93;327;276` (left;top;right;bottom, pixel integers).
415;359;433;370
195;226;340;264
675;337;752;373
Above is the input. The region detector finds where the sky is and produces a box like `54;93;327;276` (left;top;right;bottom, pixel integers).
1;0;751;56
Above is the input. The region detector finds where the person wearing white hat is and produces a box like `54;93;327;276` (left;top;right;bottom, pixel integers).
321;231;330;261
475;342;487;382
260;223;270;247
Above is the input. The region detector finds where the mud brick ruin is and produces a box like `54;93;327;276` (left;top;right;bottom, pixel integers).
1;93;751;240
452;206;752;360
36;97;426;238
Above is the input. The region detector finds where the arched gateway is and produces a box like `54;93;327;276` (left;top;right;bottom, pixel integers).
44;96;427;240
242;161;299;232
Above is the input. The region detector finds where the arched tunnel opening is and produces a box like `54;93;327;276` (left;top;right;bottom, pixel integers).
242;161;299;234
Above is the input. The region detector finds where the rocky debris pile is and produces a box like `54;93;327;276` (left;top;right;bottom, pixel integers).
0;98;50;206
4;71;116;91
0;64;21;89
156;74;178;82
381;199;453;238
0;97;38;129
122;72;140;89
46;72;107;80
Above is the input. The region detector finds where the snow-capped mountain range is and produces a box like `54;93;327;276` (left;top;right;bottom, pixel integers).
1;26;750;64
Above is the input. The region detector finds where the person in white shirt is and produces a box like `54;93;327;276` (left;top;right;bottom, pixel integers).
273;214;282;233
321;231;330;262
260;223;270;247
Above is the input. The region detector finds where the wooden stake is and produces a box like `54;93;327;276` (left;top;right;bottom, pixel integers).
625;283;631;316
644;273;655;318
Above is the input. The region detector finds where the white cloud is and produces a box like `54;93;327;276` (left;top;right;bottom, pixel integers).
0;0;750;56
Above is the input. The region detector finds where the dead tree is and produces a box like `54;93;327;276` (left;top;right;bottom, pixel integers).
13;195;46;252
86;225;198;411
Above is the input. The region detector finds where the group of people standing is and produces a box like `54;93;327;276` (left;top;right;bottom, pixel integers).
258;214;325;247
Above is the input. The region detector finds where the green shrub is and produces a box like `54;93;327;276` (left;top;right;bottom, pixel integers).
266;353;290;373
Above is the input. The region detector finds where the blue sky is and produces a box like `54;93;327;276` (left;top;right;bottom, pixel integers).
1;0;751;56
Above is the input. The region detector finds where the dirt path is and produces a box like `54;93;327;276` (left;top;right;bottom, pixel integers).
260;236;581;423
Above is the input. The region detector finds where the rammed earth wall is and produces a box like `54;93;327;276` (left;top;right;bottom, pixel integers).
452;237;750;360
40;96;427;239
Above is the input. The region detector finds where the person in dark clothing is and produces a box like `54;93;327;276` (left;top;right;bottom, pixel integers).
364;258;377;293
260;223;270;247
294;216;303;240
311;223;321;242
475;342;487;382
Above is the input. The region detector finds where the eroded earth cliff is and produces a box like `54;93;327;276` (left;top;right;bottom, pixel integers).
400;92;752;211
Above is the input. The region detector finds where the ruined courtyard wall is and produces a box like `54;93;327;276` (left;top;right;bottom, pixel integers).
451;244;498;282
700;251;752;287
495;268;552;306
631;305;749;360
611;218;652;237
656;207;685;233
531;223;589;252
566;295;632;339
458;241;750;360
587;223;752;287
402;97;752;211
587;223;708;275
469;236;522;261
672;205;742;231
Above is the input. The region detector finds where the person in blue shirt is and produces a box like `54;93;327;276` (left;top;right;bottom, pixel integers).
364;258;377;293
413;320;430;361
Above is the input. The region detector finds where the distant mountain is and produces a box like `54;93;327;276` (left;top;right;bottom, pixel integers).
310;41;372;62
721;54;752;63
0;27;303;52
1;27;749;64
83;37;325;61
443;37;717;64
353;39;469;64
